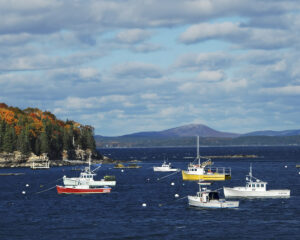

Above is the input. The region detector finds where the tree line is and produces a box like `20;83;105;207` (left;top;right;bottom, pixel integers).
0;103;96;158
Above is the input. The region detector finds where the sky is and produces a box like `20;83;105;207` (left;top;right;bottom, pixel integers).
1;0;300;136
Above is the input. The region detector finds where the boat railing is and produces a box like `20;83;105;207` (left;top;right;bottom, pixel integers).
205;167;231;176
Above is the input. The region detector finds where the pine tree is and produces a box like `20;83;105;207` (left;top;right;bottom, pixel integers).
17;127;31;154
3;126;16;153
34;137;41;156
40;131;49;154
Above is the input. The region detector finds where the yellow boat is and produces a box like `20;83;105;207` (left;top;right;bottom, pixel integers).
182;137;231;181
182;167;231;181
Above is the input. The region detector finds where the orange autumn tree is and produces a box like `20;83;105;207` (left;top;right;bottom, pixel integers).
0;103;96;158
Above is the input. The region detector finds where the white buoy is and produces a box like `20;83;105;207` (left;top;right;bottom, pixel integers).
142;203;147;207
121;169;124;172
171;182;175;186
175;194;179;198
22;191;26;194
25;184;29;187
298;172;300;175
285;165;287;168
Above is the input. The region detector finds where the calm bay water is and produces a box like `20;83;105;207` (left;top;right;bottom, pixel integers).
0;146;299;239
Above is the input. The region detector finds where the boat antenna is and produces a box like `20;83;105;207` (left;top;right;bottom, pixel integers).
249;163;252;179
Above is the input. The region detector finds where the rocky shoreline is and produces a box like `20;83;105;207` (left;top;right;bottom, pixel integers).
0;149;116;168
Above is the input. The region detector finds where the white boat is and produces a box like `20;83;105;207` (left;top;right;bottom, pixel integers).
223;165;290;198
63;156;116;187
188;183;239;208
153;161;179;172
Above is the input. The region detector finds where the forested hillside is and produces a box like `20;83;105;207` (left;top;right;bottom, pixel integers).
0;103;96;159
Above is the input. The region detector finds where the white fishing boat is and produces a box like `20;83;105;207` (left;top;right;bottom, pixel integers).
63;156;116;187
188;183;239;208
223;165;290;198
153;161;179;172
182;136;231;181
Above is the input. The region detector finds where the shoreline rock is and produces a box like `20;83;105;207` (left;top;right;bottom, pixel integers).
0;149;116;168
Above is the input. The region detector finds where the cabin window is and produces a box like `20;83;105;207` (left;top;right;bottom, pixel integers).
261;184;264;188
247;184;251;188
256;184;260;187
252;184;255;187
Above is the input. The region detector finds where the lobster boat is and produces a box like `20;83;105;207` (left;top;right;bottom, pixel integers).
182;136;231;181
188;183;239;208
57;155;113;194
223;165;290;198
153;161;179;172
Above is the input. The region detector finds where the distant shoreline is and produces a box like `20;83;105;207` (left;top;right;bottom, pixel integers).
97;144;300;149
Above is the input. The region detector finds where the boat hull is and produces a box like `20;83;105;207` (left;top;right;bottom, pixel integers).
223;187;290;198
188;196;239;208
153;167;178;172
56;185;111;194
182;170;231;181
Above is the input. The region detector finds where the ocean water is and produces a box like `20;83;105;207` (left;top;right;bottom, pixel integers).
0;146;299;240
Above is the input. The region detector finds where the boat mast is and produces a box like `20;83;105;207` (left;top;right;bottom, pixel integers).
88;153;91;171
249;163;252;180
196;136;200;165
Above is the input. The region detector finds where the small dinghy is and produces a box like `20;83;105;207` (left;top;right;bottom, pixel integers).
223;165;290;198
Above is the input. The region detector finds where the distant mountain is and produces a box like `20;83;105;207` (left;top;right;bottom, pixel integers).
243;129;300;137
95;124;300;147
121;124;240;138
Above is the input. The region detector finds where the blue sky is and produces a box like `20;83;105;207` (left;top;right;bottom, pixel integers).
1;0;300;136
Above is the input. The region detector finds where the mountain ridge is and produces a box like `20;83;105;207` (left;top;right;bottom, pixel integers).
121;124;240;138
95;124;300;147
98;124;300;138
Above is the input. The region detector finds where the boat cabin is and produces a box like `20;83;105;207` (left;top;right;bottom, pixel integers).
161;161;171;167
80;171;96;179
246;180;267;191
197;190;220;202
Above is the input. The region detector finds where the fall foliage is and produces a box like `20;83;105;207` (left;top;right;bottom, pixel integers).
0;103;96;158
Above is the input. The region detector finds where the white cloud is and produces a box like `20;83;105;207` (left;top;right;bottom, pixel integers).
173;52;232;71
260;85;300;95
140;93;159;100
179;22;242;44
116;29;152;44
179;21;295;49
78;67;99;79
197;70;224;82
112;62;163;79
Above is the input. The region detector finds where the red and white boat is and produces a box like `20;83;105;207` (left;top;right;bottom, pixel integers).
56;155;113;194
56;185;111;194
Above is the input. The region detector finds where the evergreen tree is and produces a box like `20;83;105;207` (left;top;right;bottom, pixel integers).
34;137;41;156
17;127;31;154
40;131;49;154
63;128;72;150
3;126;16;153
0;120;5;152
